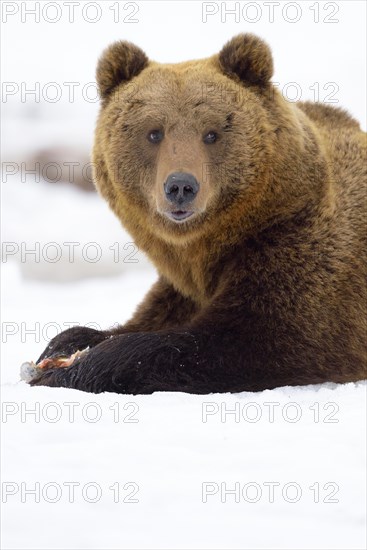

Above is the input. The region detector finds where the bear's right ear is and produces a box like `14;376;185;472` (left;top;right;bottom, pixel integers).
218;34;273;86
96;41;149;100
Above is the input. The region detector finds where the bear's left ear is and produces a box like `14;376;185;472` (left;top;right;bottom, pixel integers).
96;40;149;100
218;34;273;86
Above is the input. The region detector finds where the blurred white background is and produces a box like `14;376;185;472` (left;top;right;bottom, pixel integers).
1;2;366;549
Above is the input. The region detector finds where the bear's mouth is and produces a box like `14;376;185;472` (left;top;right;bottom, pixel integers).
167;210;194;222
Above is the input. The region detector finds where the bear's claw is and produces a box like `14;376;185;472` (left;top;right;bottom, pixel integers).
20;348;90;384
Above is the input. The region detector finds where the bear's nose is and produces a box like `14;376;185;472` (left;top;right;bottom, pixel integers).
164;172;199;206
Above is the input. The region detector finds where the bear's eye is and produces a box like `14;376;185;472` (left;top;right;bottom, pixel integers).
203;131;217;144
147;129;164;144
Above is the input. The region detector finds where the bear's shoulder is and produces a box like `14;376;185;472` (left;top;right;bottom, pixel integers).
298;101;361;131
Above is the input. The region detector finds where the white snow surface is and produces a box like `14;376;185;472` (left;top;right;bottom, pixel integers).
1;2;367;548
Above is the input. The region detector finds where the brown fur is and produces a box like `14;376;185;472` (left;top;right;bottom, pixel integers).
30;34;366;394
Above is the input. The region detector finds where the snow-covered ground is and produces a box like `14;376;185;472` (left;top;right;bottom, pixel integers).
1;1;366;548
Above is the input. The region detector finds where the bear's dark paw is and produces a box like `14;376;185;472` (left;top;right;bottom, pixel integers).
36;326;109;364
26;365;74;388
21;347;90;386
21;325;110;387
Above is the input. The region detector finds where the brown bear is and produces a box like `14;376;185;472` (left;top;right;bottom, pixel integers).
26;33;367;394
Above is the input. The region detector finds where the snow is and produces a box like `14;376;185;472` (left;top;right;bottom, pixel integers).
1;1;366;548
2;379;366;550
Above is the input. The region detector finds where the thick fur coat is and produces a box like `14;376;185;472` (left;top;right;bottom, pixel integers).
29;34;367;394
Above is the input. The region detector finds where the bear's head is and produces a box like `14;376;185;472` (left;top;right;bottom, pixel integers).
93;34;326;249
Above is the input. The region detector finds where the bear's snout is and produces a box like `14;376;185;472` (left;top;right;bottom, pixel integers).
164;172;199;207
